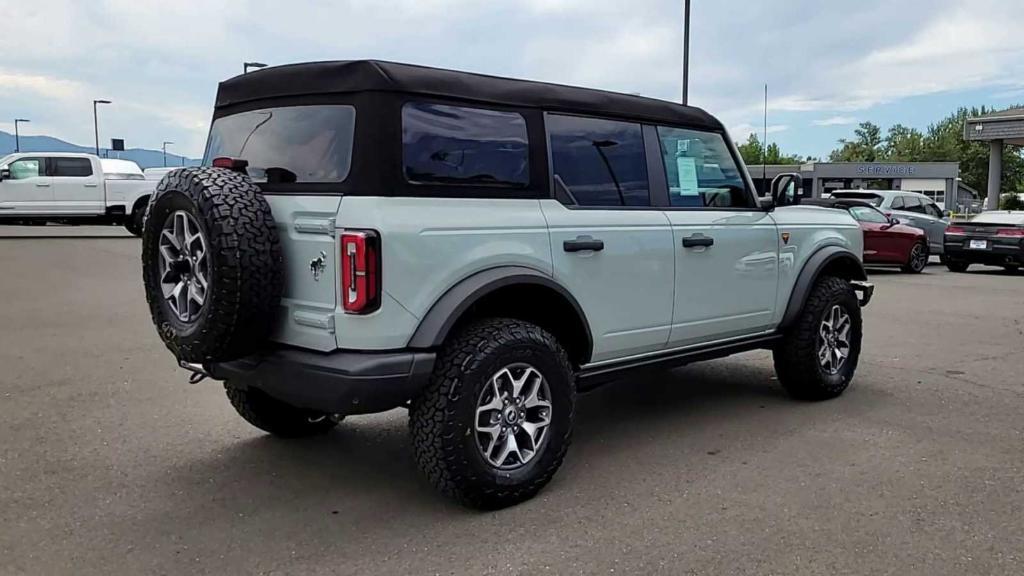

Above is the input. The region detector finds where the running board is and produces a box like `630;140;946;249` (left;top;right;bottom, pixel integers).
576;334;784;391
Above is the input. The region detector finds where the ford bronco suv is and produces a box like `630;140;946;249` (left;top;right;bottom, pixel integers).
141;60;873;509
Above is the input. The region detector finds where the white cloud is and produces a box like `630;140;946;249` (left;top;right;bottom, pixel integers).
813;116;858;127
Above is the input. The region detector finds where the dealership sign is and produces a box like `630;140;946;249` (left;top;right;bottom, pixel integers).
856;164;917;176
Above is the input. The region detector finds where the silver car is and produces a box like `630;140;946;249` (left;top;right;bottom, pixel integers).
831;190;948;255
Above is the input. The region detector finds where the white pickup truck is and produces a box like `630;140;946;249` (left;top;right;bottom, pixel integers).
0;152;157;235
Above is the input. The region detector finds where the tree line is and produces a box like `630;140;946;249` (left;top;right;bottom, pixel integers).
736;106;1024;200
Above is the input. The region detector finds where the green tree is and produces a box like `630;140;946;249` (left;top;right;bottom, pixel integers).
829;122;883;162
882;124;925;161
736;133;805;165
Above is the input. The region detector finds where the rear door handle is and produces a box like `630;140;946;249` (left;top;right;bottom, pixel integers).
35;183;51;188
682;234;714;248
563;236;604;253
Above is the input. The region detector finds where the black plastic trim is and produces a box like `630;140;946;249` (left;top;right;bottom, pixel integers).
208;348;436;416
407;266;594;362
577;333;783;390
779;246;868;330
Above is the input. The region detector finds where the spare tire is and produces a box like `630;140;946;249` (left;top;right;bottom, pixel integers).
141;167;283;363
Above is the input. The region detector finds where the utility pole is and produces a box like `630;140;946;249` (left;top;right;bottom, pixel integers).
682;0;691;105
93;100;112;155
14;118;30;153
162;141;174;167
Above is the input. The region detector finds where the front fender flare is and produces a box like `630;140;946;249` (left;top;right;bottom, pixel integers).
779;246;867;330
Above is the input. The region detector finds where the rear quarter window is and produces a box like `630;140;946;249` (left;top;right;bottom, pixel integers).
205;105;356;183
402;102;529;187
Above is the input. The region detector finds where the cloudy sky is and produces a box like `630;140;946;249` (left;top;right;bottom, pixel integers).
2;0;1023;159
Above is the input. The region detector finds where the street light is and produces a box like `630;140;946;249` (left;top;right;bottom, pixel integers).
682;0;691;105
93;100;112;156
13;118;30;153
243;62;267;74
162;141;174;167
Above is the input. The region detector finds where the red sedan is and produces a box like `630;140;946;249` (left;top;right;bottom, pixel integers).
808;199;930;273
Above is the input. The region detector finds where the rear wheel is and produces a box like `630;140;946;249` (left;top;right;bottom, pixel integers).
226;386;340;438
773;276;862;400
409;318;575;509
124;201;146;237
901;241;928;273
946;260;970;273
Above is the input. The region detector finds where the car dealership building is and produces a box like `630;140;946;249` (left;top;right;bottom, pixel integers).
748;162;974;211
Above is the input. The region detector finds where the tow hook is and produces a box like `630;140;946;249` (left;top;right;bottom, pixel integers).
179;361;211;385
850;280;874;307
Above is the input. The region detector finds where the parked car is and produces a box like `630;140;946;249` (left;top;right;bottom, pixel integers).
139;60;874;509
0;153;156;235
806;199;930;273
830;190;948;256
943;211;1024;272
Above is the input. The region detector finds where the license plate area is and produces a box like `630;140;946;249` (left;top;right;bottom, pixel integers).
969;239;988;249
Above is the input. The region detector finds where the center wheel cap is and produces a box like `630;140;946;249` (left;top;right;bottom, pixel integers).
505;407;519;424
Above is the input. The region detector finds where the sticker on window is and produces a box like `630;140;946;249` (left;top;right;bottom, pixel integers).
675;155;699;197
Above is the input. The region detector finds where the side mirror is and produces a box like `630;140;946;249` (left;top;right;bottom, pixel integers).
0;168;9;182
770;173;802;207
942;210;952;220
888;216;900;226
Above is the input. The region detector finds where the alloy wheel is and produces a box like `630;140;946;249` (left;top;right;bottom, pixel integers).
157;210;209;323
474;363;552;470
818;305;851;375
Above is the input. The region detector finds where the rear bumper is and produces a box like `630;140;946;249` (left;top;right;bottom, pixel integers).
944;243;1023;265
207;348;436;416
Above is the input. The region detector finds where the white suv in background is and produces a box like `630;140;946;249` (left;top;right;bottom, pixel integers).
139;60;874;509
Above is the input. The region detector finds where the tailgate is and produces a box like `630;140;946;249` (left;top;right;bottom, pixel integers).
264;195;341;351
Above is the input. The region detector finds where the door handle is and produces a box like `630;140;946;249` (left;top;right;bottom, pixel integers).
35;183;51;187
563;236;604;253
84;183;99;188
682;234;714;248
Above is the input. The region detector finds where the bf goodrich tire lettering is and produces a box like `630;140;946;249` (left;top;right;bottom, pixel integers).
141;167;283;363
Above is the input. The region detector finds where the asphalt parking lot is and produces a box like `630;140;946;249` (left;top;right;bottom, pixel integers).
1;226;1023;576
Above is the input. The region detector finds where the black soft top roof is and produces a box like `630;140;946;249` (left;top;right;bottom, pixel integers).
215;60;724;131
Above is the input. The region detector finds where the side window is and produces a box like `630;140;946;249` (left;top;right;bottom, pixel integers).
52;157;94;177
902;195;923;213
924;202;943;218
890;196;905;210
6;158;44;180
402;102;529;187
547;114;649;207
656;126;751;208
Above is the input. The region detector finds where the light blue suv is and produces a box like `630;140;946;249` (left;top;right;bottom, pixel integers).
140;61;874;509
831;190;949;255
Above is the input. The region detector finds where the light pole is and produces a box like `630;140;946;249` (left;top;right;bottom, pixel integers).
14;118;30;153
243;62;267;74
682;0;691;105
93;100;112;156
162;141;174;167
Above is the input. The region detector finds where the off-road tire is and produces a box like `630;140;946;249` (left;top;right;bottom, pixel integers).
225;386;339;438
124;201;146;237
901;241;928;273
409;318;576;510
773;276;862;400
946;260;970;273
141;167;283;363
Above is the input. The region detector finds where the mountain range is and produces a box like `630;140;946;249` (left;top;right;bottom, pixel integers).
1;130;201;169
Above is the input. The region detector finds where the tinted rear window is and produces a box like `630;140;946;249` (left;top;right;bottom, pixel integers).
402;103;529;187
205;105;355;183
52;157;93;177
548;114;649;207
831;192;883;207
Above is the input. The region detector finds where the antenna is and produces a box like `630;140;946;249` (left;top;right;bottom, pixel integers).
763;83;768;186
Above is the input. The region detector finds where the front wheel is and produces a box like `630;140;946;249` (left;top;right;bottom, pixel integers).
773;276;863;400
409;318;576;509
901;241;929;273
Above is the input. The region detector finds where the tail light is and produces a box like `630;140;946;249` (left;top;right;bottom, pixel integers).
212;157;249;173
996;228;1024;237
340;230;381;314
945;226;966;235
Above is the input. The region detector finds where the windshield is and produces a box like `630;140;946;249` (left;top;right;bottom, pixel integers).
831;191;883;207
205;105;356;184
